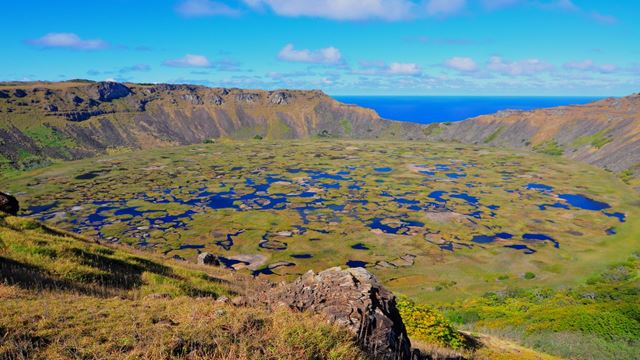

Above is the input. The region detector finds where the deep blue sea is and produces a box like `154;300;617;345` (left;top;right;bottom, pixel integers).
333;96;605;124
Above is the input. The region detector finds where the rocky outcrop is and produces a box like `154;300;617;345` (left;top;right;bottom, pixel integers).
235;92;260;103
249;267;413;359
269;91;294;105
197;252;220;266
94;82;131;102
0;192;19;215
13;89;27;98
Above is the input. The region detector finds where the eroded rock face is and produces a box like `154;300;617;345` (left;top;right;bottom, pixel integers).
269;91;294;105
235;92;260;103
0;192;19;215
251;266;413;359
96;82;131;102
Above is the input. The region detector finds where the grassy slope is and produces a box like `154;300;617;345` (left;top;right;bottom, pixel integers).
443;252;640;359
0;212;564;360
0;213;364;359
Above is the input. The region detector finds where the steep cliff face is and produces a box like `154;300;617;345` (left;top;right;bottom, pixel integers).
425;94;640;174
0;81;425;170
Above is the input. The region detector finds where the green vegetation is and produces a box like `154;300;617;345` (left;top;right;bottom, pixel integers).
572;130;612;149
524;272;536;280
483;126;504;144
445;252;640;359
339;118;353;136
421;123;444;137
24;125;76;149
397;297;466;349
533;140;564;156
0;213;364;359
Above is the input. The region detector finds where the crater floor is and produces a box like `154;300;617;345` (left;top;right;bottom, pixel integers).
3;140;638;302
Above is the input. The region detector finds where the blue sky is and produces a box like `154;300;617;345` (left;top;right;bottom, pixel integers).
2;0;638;95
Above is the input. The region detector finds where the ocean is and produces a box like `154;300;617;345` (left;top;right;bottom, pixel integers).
332;96;605;124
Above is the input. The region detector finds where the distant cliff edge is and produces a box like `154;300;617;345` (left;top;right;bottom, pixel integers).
0;80;637;180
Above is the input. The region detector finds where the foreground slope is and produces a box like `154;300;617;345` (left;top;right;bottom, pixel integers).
0;212;365;359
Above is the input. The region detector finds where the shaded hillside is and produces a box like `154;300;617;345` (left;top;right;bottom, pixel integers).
0;80;424;170
424;94;640;177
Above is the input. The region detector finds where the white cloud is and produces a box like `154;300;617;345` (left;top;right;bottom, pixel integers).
277;44;342;64
175;0;240;17
564;59;618;73
487;56;553;76
388;62;422;75
444;57;477;72
354;61;422;76
244;0;465;21
425;0;466;16
26;33;108;50
164;54;212;68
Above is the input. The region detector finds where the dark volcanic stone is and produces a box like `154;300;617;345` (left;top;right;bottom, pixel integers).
249;267;413;359
0;90;9;99
44;104;58;112
0;192;19;215
96;82;131;101
197;252;220;266
13;89;27;98
71;95;84;105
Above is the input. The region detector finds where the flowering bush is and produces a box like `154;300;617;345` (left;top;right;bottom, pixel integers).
397;297;466;349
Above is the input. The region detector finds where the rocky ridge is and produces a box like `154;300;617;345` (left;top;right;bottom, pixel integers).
0;80;638;178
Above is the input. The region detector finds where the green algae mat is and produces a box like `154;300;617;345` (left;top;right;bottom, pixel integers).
2;140;638;302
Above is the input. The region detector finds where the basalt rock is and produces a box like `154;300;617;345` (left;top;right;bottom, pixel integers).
250;266;413;359
13;89;27;98
95;82;131;102
197;252;220;266
0;192;19;215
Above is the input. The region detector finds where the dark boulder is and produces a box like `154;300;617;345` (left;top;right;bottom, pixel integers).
96;82;131;102
71;95;84;105
197;252;220;266
44;104;58;112
250;266;413;359
0;90;9;99
0;192;19;215
13;89;27;98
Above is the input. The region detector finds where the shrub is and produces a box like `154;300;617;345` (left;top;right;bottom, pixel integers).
397;297;466;349
524;272;536;280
